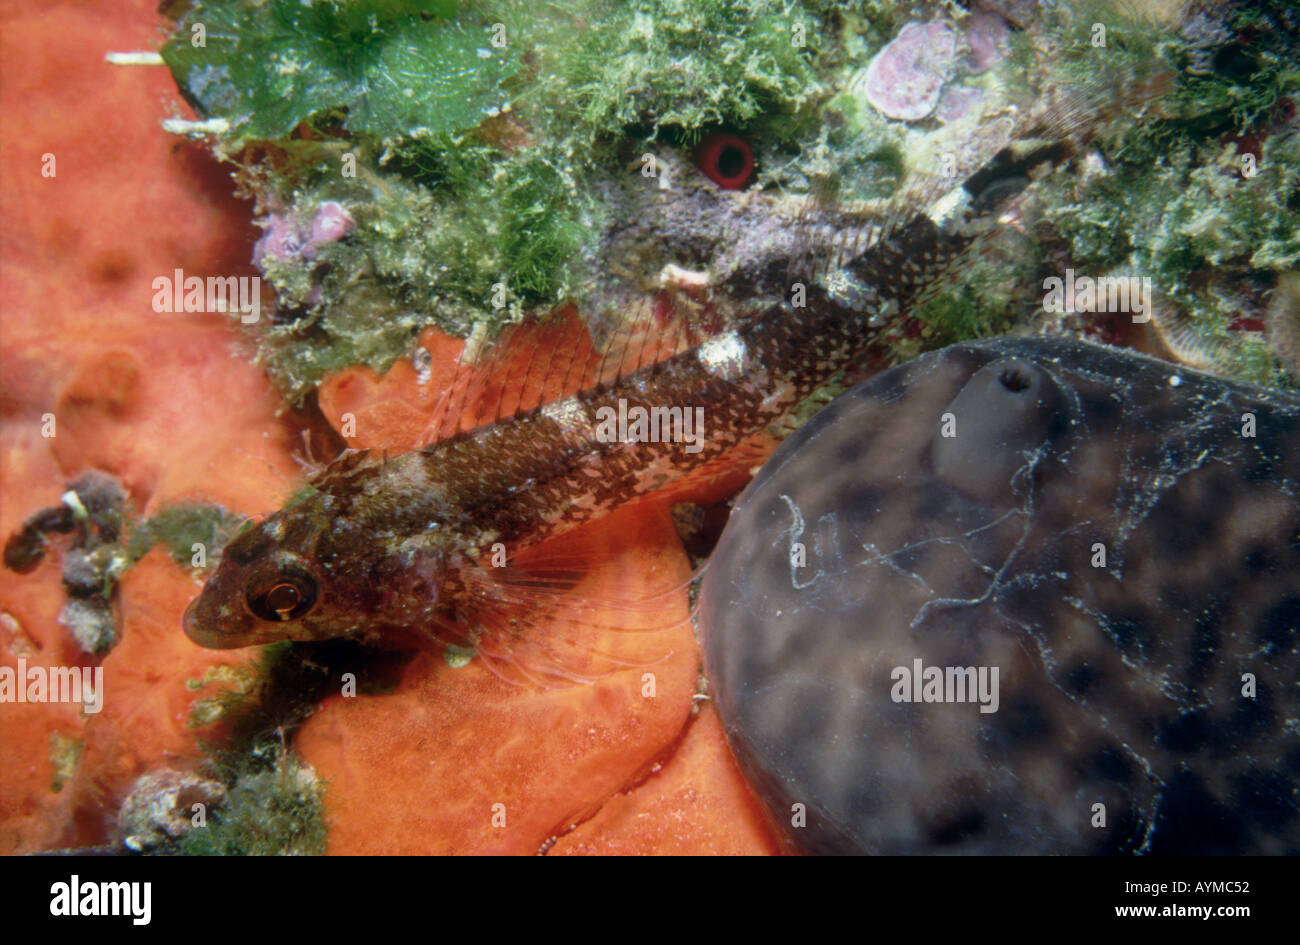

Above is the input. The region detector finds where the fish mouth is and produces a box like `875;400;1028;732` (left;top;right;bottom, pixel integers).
182;592;254;650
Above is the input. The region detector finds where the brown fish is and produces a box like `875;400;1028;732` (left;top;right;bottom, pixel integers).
182;83;1163;683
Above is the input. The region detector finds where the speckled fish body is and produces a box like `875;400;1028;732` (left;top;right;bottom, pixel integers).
701;336;1300;855
183;141;1070;655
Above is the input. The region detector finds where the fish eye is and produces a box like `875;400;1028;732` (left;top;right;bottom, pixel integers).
246;566;318;622
695;131;754;190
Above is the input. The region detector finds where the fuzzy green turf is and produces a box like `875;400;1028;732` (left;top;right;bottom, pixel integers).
160;0;1298;389
162;0;841;399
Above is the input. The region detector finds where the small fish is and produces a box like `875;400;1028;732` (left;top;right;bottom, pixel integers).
183;86;1159;682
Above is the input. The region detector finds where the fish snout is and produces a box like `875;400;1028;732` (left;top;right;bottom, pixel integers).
182;582;262;649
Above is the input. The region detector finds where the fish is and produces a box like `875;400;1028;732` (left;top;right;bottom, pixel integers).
182;139;1080;670
700;336;1300;854
181;51;1169;684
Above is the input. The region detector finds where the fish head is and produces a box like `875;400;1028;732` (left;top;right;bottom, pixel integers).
184;492;449;648
182;505;334;648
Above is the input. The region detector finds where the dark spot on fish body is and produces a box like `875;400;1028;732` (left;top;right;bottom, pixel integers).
223;523;275;565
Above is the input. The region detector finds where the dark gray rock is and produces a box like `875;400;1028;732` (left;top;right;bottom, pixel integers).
701;336;1300;854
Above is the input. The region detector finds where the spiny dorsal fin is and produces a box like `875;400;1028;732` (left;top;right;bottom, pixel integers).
415;287;712;447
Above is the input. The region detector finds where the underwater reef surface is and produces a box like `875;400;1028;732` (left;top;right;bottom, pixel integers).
2;0;1298;856
702;337;1300;854
0;0;778;855
0;0;296;853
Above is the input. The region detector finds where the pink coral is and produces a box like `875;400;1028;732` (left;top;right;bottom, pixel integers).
937;85;985;124
863;14;1010;123
863;21;958;122
965;11;1011;74
303;202;356;260
252;202;355;268
251;212;302;268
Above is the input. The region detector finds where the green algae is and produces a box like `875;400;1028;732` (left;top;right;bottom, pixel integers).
126;501;249;573
159;1;1300;397
162;1;509;148
174;643;332;854
48;732;83;794
908;241;1044;354
175;757;327;856
173;639;418;854
1029;0;1300;388
542;0;826;144
162;0;843;399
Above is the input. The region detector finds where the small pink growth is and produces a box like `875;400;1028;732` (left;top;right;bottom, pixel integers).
306;202;356;255
254;203;356;268
863;21;958;122
964;12;1011;74
252;213;304;268
936;85;984;124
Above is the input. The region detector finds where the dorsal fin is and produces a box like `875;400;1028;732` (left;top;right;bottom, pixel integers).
310;447;374;492
415;288;710;447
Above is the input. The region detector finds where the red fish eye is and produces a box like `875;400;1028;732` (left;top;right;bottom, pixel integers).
696;132;754;190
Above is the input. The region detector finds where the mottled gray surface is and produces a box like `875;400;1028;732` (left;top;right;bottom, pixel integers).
701;337;1300;854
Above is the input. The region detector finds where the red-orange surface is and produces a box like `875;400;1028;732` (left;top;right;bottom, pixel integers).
0;0;778;855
